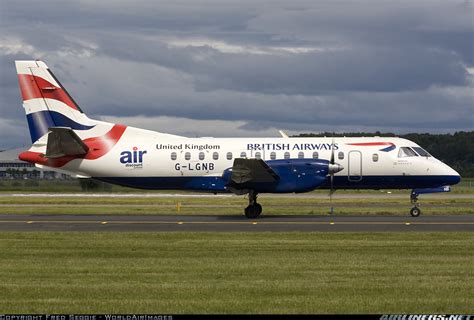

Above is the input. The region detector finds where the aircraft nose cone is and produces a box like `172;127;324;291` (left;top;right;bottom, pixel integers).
445;166;461;185
329;163;344;174
449;174;461;185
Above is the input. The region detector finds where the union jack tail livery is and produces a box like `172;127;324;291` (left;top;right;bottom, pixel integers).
15;60;461;218
16;60;97;142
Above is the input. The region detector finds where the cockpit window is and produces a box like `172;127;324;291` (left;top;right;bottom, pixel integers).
398;147;418;158
412;147;431;157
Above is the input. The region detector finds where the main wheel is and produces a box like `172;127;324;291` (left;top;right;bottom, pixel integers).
244;204;262;219
410;207;421;217
254;203;262;215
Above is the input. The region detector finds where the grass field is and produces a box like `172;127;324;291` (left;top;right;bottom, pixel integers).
1;177;473;194
0;232;472;314
1;178;473;216
0;180;472;313
0;193;472;216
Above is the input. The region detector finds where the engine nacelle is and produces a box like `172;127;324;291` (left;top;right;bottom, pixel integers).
268;159;330;193
223;159;332;193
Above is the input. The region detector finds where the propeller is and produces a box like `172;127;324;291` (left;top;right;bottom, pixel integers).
328;136;343;214
329;137;335;214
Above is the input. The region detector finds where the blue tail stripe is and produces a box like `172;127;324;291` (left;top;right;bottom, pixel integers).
49;111;95;130
26;111;55;143
26;111;95;142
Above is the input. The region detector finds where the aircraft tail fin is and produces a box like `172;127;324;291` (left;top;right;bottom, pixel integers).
15;60;96;143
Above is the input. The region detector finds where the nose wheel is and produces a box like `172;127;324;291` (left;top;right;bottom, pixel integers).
244;190;262;219
410;191;421;217
410;206;421;217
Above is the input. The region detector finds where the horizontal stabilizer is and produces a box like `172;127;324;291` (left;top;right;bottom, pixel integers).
231;158;280;184
45;127;89;158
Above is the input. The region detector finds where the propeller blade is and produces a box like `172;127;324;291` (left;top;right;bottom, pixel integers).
329;136;336;191
329;136;336;214
329;170;334;214
330;137;335;164
330;173;334;198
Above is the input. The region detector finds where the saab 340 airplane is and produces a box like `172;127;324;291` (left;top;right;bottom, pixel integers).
15;60;461;218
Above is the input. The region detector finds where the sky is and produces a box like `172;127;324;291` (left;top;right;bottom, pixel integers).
0;0;473;149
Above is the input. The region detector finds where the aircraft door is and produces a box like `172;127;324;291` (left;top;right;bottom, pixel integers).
348;151;362;181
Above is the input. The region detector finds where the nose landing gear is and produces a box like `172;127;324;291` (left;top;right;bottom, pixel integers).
244;190;262;219
408;186;452;217
410;191;421;217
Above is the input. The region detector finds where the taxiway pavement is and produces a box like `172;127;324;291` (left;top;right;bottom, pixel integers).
0;214;472;232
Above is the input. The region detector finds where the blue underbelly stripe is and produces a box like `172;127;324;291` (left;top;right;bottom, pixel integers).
94;175;461;192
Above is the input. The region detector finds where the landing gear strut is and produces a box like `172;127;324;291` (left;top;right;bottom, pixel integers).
244;190;262;219
410;191;421;217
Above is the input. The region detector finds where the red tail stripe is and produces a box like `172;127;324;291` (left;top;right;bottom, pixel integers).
17;74;80;111
84;124;127;159
18;124;127;168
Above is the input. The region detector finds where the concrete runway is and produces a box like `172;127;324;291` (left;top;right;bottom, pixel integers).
0;214;473;232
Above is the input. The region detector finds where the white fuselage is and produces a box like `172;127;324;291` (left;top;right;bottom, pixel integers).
29;124;459;191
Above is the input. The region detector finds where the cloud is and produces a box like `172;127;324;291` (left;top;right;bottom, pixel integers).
101;115;293;138
0;0;473;149
93;33;469;94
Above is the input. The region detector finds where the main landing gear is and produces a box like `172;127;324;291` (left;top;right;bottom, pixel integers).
410;191;421;217
244;190;262;219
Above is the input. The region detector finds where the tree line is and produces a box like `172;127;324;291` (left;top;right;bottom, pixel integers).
294;131;474;178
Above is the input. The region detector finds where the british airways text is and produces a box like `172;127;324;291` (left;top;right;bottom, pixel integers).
247;143;339;151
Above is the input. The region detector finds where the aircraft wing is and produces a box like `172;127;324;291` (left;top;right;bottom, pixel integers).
230;158;280;184
45;127;89;158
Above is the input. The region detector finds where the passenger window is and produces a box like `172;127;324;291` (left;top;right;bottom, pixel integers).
199;152;205;160
284;152;290;160
270;152;276;160
255;152;262;159
226;152;233;160
240;152;247;158
171;152;177;161
213;152;219;160
185;152;191;160
312;152;318;159
338;152;344;160
372;153;379;162
398;147;418;158
298;151;304;159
